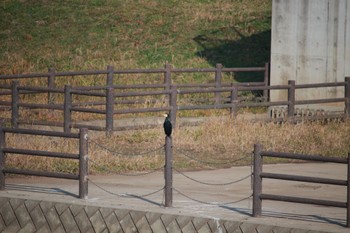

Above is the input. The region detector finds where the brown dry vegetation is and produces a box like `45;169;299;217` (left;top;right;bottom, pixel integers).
5;117;350;175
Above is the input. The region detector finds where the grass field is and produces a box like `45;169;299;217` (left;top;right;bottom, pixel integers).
0;0;271;80
1;1;350;174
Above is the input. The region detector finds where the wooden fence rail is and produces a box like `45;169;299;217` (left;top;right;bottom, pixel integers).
0;63;269;99
3;77;350;133
0;127;89;199
252;144;350;227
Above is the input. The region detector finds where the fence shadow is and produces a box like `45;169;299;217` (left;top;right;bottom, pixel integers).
5;183;78;198
220;205;347;227
193;26;271;83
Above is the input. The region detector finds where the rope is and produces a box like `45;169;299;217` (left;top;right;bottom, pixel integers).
174;168;252;186
90;160;164;176
173;188;252;206
89;138;164;157
88;178;165;198
174;147;250;165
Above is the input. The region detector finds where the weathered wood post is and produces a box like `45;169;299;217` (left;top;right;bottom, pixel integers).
164;63;171;91
169;85;177;128
48;68;55;105
106;66;114;135
64;85;72;133
106;87;114;135
347;153;350;227
287;80;296;121
253;144;263;217
164;135;173;207
0;128;5;191
215;63;223;105
79;128;88;199
345;77;350;119
263;63;269;101
230;83;238;117
11;81;19;128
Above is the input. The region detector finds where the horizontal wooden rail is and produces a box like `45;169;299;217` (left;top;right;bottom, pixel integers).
260;172;347;186
18;86;63;93
2;127;79;138
2;148;79;159
18;103;64;110
260;151;348;163
253;144;350;227
114;106;172;114
177;87;234;94
3;65;350;133
296;82;346;89
3;168;79;180
0;128;88;199
70;107;105;114
260;194;347;208
295;98;345;105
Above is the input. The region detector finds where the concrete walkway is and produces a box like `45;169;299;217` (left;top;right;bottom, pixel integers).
1;162;348;232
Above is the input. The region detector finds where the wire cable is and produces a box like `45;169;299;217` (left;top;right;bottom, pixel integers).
89;160;164;176
174;168;252;186
173;187;252;206
174;147;250;165
88;177;165;198
89;137;164;157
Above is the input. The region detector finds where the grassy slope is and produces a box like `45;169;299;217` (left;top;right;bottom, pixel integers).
2;1;348;173
0;0;271;80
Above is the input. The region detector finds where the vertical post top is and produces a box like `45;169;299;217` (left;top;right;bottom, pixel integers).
288;80;296;85
165;63;172;69
216;63;223;69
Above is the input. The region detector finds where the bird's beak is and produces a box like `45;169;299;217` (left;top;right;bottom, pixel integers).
163;113;168;117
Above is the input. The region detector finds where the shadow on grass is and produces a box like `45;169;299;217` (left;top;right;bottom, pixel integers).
193;26;271;83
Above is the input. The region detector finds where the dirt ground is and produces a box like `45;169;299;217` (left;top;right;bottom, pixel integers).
1;162;349;233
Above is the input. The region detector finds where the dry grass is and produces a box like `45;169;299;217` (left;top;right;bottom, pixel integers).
4;117;350;175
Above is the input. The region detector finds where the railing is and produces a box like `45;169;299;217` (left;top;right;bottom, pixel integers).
252;144;350;227
0;63;269;101
0;127;89;199
5;77;350;132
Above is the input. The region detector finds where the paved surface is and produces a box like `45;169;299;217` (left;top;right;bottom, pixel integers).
1;163;349;232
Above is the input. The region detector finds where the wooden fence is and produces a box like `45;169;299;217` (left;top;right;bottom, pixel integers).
1;65;350;133
252;144;350;228
0;127;88;199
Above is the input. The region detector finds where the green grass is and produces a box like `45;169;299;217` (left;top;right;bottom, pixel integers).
0;0;271;80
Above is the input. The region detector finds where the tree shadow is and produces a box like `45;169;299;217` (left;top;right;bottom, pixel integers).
193;25;271;83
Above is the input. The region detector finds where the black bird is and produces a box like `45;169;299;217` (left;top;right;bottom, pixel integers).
163;113;172;137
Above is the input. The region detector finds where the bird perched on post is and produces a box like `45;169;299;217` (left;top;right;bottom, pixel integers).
163;113;172;137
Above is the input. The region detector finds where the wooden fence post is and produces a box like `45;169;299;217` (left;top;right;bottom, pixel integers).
79;128;88;199
345;77;350;119
169;85;177;128
11;81;19;128
64;85;72;133
107;65;114;87
164;63;171;91
230;83;238;117
106;66;114;135
347;153;350;227
263;63;269;101
288;80;296;120
0;128;5;191
106;87;114;135
215;63;223;105
48;68;55;105
164;135;173;207
253;144;263;217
